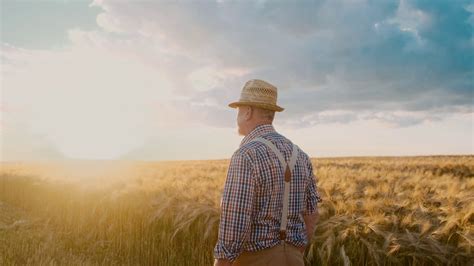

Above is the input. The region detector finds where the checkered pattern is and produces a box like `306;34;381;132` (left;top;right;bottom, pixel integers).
213;124;322;262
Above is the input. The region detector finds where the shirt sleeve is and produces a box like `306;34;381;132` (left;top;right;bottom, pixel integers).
213;150;255;262
303;159;322;215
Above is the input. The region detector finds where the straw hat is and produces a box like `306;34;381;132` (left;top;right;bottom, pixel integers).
228;79;284;112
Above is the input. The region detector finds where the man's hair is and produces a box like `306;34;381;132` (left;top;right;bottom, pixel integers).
253;106;275;122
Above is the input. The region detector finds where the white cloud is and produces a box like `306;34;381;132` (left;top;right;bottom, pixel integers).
385;0;431;45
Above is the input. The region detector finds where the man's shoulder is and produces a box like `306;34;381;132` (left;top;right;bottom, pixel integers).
269;132;311;160
296;148;314;172
296;146;311;161
237;133;309;157
233;140;265;161
232;135;314;171
282;137;312;165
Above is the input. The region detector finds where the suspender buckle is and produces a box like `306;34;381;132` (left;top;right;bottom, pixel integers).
284;165;291;182
279;230;287;240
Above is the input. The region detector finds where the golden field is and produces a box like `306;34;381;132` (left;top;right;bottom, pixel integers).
0;155;473;265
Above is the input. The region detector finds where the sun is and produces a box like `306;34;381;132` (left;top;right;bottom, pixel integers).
4;43;172;160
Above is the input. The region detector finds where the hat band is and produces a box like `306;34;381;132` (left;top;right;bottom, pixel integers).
239;93;277;105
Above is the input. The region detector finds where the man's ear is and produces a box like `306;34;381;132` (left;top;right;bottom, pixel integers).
245;106;253;120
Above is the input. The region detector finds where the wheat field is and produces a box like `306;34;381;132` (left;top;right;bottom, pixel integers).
0;155;473;265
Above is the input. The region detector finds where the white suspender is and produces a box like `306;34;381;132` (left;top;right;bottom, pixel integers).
251;137;299;242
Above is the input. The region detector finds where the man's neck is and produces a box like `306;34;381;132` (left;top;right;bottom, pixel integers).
240;122;276;147
246;122;272;136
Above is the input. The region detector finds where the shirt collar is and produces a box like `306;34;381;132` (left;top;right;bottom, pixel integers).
240;123;276;147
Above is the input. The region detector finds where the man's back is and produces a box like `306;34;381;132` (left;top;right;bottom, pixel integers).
213;124;322;262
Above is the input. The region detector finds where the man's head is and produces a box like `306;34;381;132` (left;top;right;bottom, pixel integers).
236;105;275;136
228;79;284;135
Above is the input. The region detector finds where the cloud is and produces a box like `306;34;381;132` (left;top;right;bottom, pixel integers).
83;0;474;128
2;0;472;160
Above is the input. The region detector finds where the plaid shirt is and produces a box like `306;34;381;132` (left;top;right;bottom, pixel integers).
213;124;322;262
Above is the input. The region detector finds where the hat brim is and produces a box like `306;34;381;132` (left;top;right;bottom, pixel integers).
228;101;284;112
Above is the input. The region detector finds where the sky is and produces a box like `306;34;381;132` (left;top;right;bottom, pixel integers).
1;0;473;161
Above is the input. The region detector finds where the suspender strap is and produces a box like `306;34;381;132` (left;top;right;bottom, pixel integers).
252;137;299;242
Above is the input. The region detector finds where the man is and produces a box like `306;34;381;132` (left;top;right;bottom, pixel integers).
213;79;323;266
